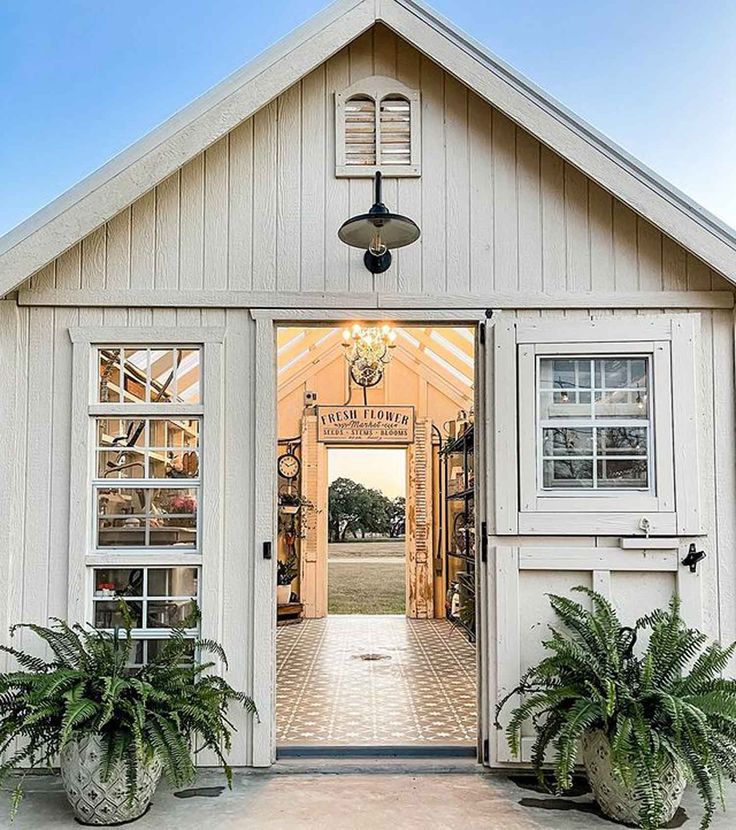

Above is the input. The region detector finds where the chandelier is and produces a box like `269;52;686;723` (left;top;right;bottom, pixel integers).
342;323;397;387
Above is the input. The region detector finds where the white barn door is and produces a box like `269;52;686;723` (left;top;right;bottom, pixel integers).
493;544;703;764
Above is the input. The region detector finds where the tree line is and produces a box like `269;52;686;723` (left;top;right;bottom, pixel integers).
328;477;405;542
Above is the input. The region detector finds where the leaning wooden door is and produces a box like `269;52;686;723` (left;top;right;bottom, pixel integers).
493;544;703;764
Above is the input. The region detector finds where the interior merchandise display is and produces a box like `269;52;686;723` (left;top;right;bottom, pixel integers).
440;415;476;642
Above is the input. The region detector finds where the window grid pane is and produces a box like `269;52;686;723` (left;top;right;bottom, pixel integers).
97;347;201;404
92;567;199;650
538;356;652;492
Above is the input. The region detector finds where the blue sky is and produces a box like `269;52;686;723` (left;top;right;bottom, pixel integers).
1;0;735;235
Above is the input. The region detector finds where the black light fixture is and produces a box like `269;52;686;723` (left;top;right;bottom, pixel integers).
337;172;420;274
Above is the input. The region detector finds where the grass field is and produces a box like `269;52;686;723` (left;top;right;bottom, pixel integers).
328;540;406;614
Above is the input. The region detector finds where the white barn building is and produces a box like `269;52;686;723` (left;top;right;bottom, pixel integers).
1;0;735;768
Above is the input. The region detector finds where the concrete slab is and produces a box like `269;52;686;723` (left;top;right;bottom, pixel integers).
2;763;735;829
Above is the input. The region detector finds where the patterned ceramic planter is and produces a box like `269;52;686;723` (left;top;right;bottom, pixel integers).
581;729;686;827
60;734;162;826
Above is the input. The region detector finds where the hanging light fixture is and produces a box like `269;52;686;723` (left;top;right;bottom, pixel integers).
337;172;420;274
342;323;397;387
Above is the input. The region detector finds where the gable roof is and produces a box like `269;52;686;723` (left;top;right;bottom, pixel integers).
1;0;735;297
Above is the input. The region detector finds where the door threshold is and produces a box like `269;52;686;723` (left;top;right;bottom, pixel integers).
277;745;477;759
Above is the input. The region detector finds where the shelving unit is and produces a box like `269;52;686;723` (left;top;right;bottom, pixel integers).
441;424;476;642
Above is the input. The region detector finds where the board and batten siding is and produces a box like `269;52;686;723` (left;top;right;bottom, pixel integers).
19;25;732;302
0;304;261;765
2;22;736;767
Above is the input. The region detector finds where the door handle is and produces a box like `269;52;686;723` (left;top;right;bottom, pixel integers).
263;541;272;560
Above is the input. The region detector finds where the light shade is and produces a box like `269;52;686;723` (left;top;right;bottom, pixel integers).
337;172;421;273
338;210;420;250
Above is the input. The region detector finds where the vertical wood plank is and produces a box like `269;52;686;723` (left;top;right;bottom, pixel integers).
565;166;590;291
276;85;302;292
228;121;253;291
81;227;106;290
324;49;350;293
662;237;687;291
492;112;517;291
155;172;180;289
637;218;662;291
252;102;278;291
204;137;230;290
179;155;205;290
540;147;565;292
589;183;614;291
420;56;445;294
130;190;156;289
445;75;469;294
300;69;326;291
105;209;131;290
613;201;638;292
516;131;541;293
395;44;422;293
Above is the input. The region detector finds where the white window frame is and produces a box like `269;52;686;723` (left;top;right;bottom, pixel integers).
335;75;421;178
68;327;225;647
90;564;201;661
494;314;701;536
535;353;654;497
93;415;201;554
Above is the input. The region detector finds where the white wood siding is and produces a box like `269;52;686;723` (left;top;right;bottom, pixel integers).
21;25;732;301
0;305;259;765
2;24;736;768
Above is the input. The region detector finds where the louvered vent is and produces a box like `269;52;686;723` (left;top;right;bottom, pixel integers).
345;95;376;166
380;95;411;165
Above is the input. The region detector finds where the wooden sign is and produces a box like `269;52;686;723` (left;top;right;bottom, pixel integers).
317;405;415;444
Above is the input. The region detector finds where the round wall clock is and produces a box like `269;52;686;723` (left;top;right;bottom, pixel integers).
277;452;301;480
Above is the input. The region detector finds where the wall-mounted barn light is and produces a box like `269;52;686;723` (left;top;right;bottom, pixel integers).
337;172;420;274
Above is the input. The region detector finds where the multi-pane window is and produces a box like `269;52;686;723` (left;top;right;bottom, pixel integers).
537;357;651;492
98;347;200;404
94;417;200;550
90;343;205;663
92;566;199;665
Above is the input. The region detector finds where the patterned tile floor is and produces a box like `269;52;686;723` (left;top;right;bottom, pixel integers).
276;615;477;745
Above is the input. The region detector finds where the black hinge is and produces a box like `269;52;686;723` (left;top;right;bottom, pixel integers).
482;737;490;764
479;322;486;345
481;521;488;563
263;541;272;560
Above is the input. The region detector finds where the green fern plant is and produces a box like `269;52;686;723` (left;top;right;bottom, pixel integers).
0;605;256;819
495;587;736;830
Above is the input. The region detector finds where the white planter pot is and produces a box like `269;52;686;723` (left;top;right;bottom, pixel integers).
277;584;292;604
61;734;162;826
581;729;685;827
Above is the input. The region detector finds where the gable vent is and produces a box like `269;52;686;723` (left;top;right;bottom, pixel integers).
380;95;411;165
345;95;376;166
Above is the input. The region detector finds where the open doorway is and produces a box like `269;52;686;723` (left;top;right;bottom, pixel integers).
275;322;478;749
328;447;406;615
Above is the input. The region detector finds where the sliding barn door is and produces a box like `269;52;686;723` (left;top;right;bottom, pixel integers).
493;544;703;763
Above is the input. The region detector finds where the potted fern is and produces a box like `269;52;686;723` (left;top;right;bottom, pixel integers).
0;607;256;825
496;587;736;830
277;552;298;604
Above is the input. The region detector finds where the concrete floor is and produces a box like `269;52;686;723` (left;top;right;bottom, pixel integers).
3;761;735;830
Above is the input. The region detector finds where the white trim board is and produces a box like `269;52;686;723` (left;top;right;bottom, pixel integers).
2;0;736;295
18;289;736;310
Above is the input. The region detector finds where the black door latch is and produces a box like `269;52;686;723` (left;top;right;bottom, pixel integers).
681;543;706;573
263;541;272;560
